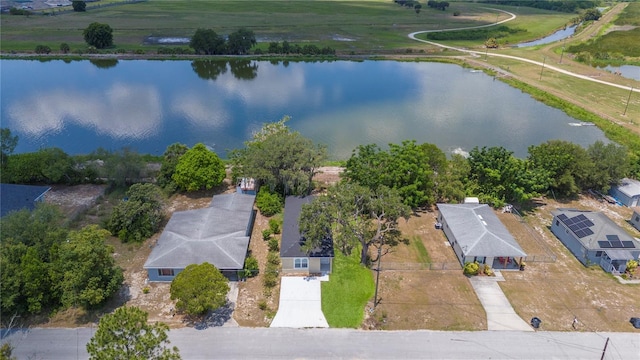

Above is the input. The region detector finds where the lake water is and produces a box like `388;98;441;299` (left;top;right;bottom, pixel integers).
0;59;606;159
516;25;577;48
602;64;640;81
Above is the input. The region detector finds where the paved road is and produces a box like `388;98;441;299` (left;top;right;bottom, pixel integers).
2;327;639;359
408;6;640;95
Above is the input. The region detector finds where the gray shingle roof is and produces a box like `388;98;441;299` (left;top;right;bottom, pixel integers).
281;196;334;258
144;192;255;270
437;203;526;258
0;183;51;217
551;208;639;251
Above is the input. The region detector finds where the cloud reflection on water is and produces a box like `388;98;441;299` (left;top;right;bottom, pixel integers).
8;83;162;140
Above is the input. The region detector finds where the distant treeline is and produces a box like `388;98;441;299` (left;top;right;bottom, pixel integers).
426;25;526;41
479;1;599;13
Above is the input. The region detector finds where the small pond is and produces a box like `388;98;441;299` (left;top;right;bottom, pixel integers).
516;25;577;48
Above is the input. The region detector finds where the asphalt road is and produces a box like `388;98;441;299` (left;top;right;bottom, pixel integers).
2;327;639;359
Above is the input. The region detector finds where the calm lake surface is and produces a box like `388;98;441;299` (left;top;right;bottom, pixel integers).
0;59;607;159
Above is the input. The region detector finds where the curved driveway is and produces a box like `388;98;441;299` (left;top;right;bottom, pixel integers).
408;7;639;94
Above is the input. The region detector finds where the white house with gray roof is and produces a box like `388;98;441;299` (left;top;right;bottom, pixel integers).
437;203;526;270
609;178;640;207
144;192;256;281
550;208;640;274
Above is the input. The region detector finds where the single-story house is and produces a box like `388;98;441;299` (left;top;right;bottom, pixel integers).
0;183;51;217
550;208;640;274
630;208;640;232
609;178;640;207
144;191;256;281
437;203;526;270
280;196;333;275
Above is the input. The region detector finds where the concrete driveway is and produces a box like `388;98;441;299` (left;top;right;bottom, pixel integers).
270;276;329;328
469;271;534;331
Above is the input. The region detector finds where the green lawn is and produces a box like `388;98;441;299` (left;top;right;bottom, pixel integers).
322;251;374;328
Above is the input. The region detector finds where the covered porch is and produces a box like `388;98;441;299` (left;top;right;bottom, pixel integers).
600;249;633;275
492;256;523;270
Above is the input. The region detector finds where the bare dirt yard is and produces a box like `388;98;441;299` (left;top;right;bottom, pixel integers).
41;170;640;332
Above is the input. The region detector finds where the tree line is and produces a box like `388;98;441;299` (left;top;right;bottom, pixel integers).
478;1;598;13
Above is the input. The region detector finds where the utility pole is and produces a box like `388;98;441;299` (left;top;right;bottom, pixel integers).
623;87;633;116
373;245;383;308
539;56;546;80
600;337;609;360
559;37;566;64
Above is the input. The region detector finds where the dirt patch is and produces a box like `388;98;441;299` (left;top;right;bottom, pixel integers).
233;212;281;327
365;208;485;330
45;184;107;218
499;195;640;332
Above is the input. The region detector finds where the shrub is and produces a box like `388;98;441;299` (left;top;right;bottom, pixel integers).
267;252;280;266
60;43;70;53
35;45;51;54
142;286;150;294
244;255;259;278
463;261;480;276
263;271;278;288
268;218;281;234
453;10;461;16
256;187;283;216
262;229;272;241
483;264;494;276
258;300;268;310
268;237;279;252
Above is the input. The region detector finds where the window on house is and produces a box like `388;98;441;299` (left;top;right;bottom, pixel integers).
555;220;559;226
595;251;603;257
636;216;639;222
158;269;174;277
294;258;309;269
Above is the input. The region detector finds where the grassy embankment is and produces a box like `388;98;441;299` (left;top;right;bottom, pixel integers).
322;251;374;328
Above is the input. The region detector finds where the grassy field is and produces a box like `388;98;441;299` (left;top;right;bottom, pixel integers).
321;251;375;328
0;1;570;53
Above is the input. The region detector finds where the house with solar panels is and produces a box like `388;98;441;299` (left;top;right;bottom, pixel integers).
550;208;640;274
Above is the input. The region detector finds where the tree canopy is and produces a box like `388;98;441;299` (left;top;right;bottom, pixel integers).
299;183;410;265
189;28;226;55
528;140;592;198
1;207;123;317
157;143;189;190
56;225;124;309
229;117;326;196
72;0;86;12
172;143;226;192
226;28;256;55
468;146;550;207
83;22;113;49
343;141;447;208
86;306;180;360
170;262;229;317
108;183;165;242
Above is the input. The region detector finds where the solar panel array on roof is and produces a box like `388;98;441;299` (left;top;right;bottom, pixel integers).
598;239;637;249
558;213;595;238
